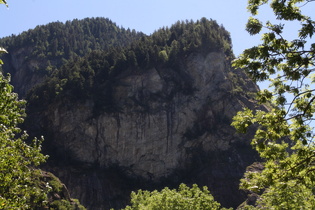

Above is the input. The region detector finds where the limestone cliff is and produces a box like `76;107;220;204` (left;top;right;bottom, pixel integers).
1;18;262;209
26;51;260;209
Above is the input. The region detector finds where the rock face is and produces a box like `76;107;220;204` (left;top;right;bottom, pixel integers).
0;17;263;210
25;51;260;209
1;46;47;97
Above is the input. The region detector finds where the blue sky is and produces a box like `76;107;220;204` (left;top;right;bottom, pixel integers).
0;1;314;56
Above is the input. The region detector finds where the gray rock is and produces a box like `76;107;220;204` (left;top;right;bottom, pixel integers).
23;51;262;209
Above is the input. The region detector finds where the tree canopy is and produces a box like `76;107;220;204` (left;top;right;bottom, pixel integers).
25;18;233;114
0;17;143;73
232;0;315;208
121;184;230;210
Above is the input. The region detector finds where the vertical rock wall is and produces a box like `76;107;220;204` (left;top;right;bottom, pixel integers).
31;51;261;209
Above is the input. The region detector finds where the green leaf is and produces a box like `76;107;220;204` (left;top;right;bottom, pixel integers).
233;0;315;208
0;0;8;7
246;17;263;35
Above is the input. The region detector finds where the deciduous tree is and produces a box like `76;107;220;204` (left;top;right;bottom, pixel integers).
232;0;315;208
0;65;48;208
121;184;229;210
0;3;47;208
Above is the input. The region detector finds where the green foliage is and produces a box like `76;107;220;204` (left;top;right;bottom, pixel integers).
0;0;7;7
26;18;233;114
158;50;169;62
47;173;63;193
232;0;315;208
121;184;230;210
0;17;143;77
50;199;86;210
0;47;7;65
0;72;49;208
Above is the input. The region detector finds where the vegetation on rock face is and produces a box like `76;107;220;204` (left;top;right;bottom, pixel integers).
25;17;233;114
0;17;143;71
0;17;144;98
232;0;315;208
